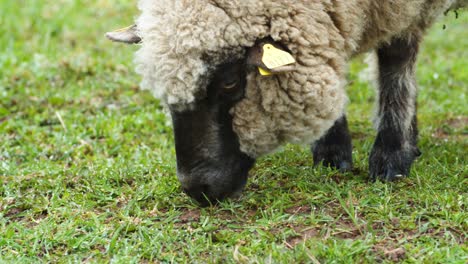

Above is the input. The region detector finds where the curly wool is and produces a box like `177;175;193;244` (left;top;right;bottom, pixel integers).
134;0;464;157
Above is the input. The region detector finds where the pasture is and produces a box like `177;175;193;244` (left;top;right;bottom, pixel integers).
0;1;466;262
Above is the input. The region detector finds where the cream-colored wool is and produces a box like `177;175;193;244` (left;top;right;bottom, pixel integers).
134;0;465;157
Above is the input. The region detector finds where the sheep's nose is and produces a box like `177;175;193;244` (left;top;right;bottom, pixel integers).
181;182;218;206
177;167;250;206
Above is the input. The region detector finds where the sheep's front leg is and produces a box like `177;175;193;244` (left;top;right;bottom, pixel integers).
312;115;353;172
370;34;422;181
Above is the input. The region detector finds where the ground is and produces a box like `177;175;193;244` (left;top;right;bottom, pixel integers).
0;1;467;263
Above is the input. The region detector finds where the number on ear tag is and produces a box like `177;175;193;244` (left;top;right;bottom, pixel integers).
261;44;296;70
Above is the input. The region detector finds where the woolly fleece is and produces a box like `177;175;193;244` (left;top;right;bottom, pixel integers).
134;0;464;157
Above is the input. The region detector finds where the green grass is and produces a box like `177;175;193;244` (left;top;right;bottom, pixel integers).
0;1;467;263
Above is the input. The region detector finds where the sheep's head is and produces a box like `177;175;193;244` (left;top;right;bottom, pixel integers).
107;0;347;205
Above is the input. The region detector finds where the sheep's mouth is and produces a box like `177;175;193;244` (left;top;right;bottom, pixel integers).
181;173;249;206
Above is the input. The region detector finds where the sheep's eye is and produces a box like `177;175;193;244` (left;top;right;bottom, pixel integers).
223;80;238;90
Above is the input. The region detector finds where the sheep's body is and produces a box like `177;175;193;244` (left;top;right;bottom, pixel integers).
135;0;465;157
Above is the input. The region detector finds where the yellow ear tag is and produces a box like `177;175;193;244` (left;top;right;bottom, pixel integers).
261;44;296;70
258;67;273;76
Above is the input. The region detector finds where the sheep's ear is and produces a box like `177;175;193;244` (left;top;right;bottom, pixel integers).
247;40;296;76
106;25;141;44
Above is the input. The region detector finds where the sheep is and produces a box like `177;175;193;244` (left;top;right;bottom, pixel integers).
107;0;466;205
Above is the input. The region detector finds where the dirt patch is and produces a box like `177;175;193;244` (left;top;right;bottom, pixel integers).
178;208;201;223
371;221;386;231
25;210;49;228
247;183;261;191
285;220;363;247
4;207;26;218
286;226;320;248
284;215;366;248
447;116;468;128
320;200;343;218
373;245;406;262
406;225;467;245
432;116;468;140
332;219;363;239
446;227;467;245
285;205;312;215
0;115;11;124
217;208;258;221
330;173;347;184
91;244;106;253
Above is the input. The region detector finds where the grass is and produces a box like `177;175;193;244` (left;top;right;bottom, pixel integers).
0;1;466;263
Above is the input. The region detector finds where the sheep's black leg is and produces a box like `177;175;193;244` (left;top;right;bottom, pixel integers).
370;33;422;181
312;115;353;172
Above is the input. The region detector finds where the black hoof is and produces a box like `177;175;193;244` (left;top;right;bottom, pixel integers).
313;145;353;172
311;115;353;172
369;147;421;181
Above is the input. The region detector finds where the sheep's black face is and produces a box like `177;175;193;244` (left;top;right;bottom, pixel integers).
170;60;256;206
